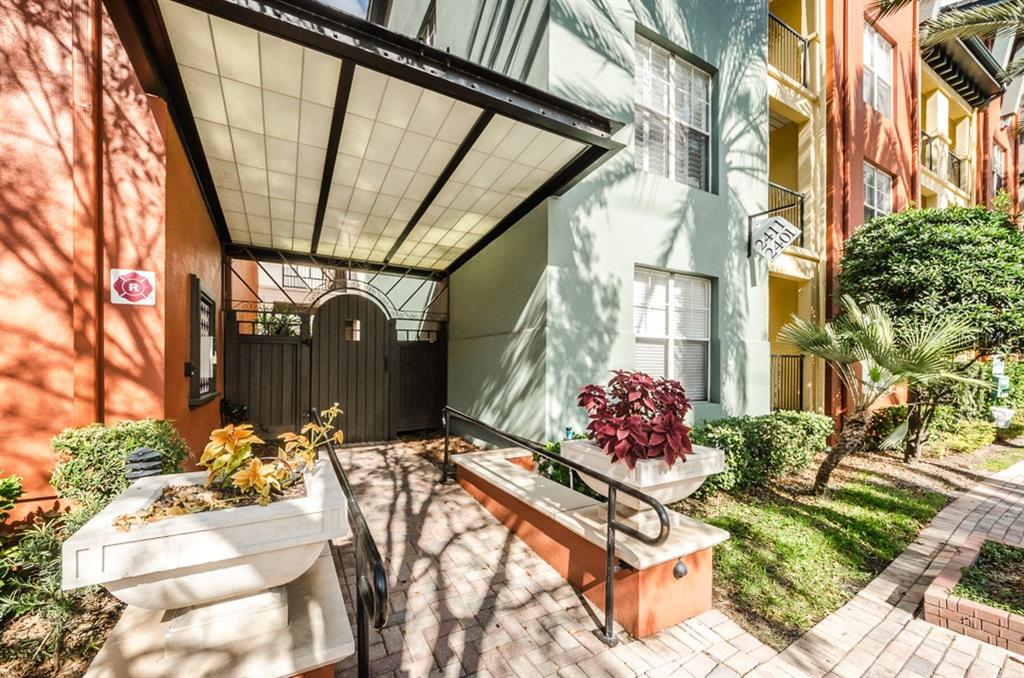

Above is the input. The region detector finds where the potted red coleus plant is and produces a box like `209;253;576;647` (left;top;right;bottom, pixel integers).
561;371;724;510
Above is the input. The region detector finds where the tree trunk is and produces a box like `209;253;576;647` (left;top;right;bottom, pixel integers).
903;395;923;463
813;411;869;495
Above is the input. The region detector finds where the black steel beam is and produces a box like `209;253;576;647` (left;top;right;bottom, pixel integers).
384;110;494;263
125;0;232;243
161;0;623;150
225;243;444;279
445;145;609;275
311;61;356;254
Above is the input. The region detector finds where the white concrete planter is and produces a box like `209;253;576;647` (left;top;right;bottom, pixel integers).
561;439;724;510
992;406;1017;429
62;460;348;610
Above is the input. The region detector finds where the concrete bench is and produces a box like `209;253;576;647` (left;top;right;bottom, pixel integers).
453;449;729;638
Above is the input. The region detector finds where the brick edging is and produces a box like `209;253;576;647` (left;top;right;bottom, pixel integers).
923;532;1024;654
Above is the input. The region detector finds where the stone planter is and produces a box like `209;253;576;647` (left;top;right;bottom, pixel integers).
560;439;724;511
62;459;348;610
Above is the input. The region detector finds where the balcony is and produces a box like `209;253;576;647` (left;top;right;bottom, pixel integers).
768;181;805;247
921;132;970;193
768;13;808;87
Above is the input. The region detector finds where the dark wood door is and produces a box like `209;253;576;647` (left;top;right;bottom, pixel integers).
310;295;396;443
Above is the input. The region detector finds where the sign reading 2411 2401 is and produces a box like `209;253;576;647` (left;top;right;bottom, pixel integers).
751;216;801;262
110;269;156;306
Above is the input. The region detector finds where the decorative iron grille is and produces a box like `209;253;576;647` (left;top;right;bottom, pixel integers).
199;296;215;395
771;354;803;411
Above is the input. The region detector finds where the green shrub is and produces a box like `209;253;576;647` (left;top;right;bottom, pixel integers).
837;206;1024;353
927;420;997;457
535;439;605;501
0;471;23;523
50;419;188;512
690;411;835;495
863;406;909;451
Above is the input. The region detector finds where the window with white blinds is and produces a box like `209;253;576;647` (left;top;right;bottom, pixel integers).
863;24;893;116
634;35;711;190
863;162;892;223
633;267;711;401
992;144;1006;196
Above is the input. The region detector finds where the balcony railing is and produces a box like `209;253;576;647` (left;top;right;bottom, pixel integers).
920;132;970;192
771;354;803;411
768;181;805;247
768;13;808;87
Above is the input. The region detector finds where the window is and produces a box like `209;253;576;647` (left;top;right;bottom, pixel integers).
992;144;1006;196
282;265;328;289
634;34;711;190
863;24;893;115
633;267;711;401
863;162;893;222
189;274;217;405
344;319;361;342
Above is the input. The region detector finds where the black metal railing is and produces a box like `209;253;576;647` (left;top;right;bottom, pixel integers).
768;182;805;247
948;150;966;191
768;13;808;87
771;354;804;411
921;132;939;173
311;407;389;678
440;406;670;646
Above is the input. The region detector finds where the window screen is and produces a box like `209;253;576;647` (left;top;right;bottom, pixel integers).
633;267;711;401
634;35;711;190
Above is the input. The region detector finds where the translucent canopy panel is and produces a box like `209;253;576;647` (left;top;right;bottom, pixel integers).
387;115;586;269
154;0;611;273
319;66;483;263
160;0;341;253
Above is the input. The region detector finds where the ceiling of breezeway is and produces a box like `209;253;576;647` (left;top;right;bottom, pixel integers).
153;0;615;274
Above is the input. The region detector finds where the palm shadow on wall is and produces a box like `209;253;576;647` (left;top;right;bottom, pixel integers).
0;1;168;498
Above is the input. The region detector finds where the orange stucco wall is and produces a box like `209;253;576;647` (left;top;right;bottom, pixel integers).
1;0;224;519
158;98;225;462
0;0;77;517
825;0;918;419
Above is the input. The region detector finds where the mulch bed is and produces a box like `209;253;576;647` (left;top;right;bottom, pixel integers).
0;590;122;678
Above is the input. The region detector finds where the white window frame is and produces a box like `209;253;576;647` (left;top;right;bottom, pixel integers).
863;162;893;223
633;267;712;402
634;34;712;191
863;23;893;117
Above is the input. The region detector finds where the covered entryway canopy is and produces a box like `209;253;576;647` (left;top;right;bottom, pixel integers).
123;0;623;276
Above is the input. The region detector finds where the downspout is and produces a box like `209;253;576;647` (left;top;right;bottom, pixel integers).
71;0;105;425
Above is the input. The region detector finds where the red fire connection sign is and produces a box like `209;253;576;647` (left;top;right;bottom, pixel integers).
110;269;156;306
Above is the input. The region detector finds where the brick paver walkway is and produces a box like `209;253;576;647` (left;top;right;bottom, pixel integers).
332;442;1024;677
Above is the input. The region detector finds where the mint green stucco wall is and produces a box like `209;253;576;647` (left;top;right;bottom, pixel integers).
389;1;771;441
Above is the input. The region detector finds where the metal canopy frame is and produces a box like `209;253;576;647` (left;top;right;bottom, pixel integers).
125;0;624;275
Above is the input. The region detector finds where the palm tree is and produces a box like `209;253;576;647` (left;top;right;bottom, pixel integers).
779;296;977;494
873;0;1022;81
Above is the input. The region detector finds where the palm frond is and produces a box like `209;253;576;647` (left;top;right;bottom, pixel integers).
920;1;1024;48
868;0;914;21
879;419;910;451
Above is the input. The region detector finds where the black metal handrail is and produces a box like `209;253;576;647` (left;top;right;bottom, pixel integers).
440;406;670;646
767;181;805;247
310;407;389;678
768;13;808;87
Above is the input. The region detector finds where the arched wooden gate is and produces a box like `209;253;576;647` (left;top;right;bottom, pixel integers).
224;293;445;444
310;294;396;443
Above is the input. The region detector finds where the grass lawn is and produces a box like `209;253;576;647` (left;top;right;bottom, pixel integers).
951;541;1024;617
681;472;947;649
977;448;1024;473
